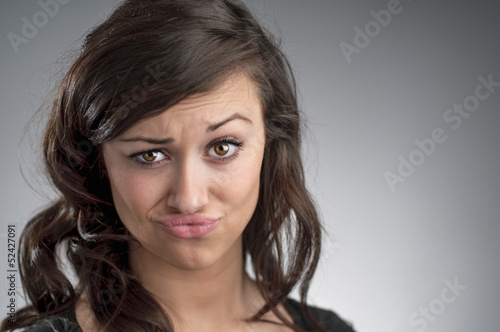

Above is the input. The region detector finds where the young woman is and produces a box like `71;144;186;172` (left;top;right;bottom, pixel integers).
1;0;354;331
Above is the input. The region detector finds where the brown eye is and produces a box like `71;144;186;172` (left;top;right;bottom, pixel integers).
213;143;230;156
207;138;241;159
142;151;160;162
133;150;167;166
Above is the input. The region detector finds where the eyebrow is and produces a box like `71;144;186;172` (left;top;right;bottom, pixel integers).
119;112;252;144
206;112;253;132
118;137;174;145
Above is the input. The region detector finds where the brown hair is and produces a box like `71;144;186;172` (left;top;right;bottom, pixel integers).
2;0;327;331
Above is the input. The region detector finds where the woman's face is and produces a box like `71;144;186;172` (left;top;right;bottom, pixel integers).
102;73;265;271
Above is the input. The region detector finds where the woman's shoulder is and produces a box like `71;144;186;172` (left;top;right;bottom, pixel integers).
18;309;81;332
284;298;355;332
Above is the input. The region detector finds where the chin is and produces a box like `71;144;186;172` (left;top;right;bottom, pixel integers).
147;237;235;273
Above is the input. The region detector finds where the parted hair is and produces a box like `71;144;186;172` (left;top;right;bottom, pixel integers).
1;0;327;331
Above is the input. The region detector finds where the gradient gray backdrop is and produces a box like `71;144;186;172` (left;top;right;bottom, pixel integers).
1;1;499;331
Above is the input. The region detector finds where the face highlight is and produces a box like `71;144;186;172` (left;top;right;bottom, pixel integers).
101;74;265;272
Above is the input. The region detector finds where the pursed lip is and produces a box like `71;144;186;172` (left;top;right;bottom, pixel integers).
157;214;220;239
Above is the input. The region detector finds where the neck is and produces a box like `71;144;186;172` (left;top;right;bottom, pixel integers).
129;236;260;330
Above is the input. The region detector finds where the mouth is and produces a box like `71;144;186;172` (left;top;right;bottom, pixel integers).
157;214;220;239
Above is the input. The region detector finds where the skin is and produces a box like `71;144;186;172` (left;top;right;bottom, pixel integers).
76;73;293;331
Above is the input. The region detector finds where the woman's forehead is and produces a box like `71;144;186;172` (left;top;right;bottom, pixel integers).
117;73;262;137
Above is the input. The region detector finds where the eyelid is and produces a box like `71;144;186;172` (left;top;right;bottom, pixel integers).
208;136;243;147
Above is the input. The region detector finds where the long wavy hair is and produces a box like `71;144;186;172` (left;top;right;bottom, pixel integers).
2;0;327;331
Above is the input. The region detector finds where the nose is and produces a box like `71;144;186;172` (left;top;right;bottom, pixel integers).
167;158;209;214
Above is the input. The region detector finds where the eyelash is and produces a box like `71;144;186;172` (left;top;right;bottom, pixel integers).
208;136;244;162
129;136;244;168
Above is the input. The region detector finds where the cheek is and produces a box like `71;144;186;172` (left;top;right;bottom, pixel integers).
213;151;263;216
107;167;167;225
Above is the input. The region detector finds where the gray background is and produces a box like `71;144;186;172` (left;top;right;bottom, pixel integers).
1;0;499;331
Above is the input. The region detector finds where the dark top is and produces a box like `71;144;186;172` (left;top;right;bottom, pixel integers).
283;299;354;331
22;298;354;332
